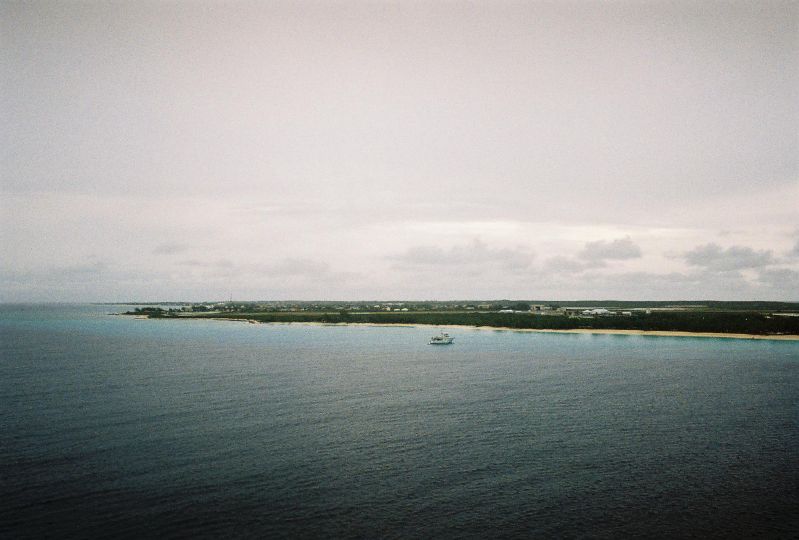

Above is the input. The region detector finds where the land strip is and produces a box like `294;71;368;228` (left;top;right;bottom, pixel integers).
125;305;799;340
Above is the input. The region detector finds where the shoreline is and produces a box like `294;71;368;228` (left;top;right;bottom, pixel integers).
181;316;799;341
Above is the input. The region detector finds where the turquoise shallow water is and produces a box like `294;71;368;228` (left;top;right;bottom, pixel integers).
1;304;798;538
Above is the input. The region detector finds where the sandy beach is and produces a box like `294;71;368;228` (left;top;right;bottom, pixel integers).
194;317;799;341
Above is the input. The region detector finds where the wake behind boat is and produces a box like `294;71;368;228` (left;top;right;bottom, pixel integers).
429;331;454;345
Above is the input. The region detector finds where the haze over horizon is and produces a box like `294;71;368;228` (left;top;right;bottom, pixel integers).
2;1;797;302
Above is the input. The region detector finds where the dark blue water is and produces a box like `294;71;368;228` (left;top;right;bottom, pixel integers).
2;304;797;538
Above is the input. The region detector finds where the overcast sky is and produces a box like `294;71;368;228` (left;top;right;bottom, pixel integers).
2;1;797;301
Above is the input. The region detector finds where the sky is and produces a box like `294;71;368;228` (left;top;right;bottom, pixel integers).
1;0;797;302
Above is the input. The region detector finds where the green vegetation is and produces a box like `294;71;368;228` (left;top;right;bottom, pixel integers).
177;310;799;336
123;300;799;335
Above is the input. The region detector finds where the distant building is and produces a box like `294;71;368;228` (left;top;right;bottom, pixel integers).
582;308;612;316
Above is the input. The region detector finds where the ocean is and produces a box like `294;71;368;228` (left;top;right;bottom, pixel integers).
1;304;797;538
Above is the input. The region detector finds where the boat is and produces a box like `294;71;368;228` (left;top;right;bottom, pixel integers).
429;331;454;345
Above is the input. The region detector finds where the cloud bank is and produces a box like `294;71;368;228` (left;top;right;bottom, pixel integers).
1;1;797;301
684;244;774;271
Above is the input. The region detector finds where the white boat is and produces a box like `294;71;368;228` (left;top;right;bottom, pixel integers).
429;331;454;345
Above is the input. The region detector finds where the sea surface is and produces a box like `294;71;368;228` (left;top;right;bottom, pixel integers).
1;304;797;538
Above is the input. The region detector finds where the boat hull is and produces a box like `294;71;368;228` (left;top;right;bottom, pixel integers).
429;331;454;345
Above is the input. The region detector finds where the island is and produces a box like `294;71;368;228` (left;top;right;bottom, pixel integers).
121;300;799;340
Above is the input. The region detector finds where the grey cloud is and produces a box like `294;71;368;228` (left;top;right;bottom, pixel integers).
684;243;774;271
542;237;643;275
153;243;190;255
530;268;762;300
0;261;109;284
2;1;797;302
579;237;642;262
0;261;146;302
179;259;234;268
391;239;533;270
757;268;799;290
542;256;592;274
262;258;331;277
54;261;109;278
176;258;333;278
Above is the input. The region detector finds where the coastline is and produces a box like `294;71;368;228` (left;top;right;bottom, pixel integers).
187;316;799;341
